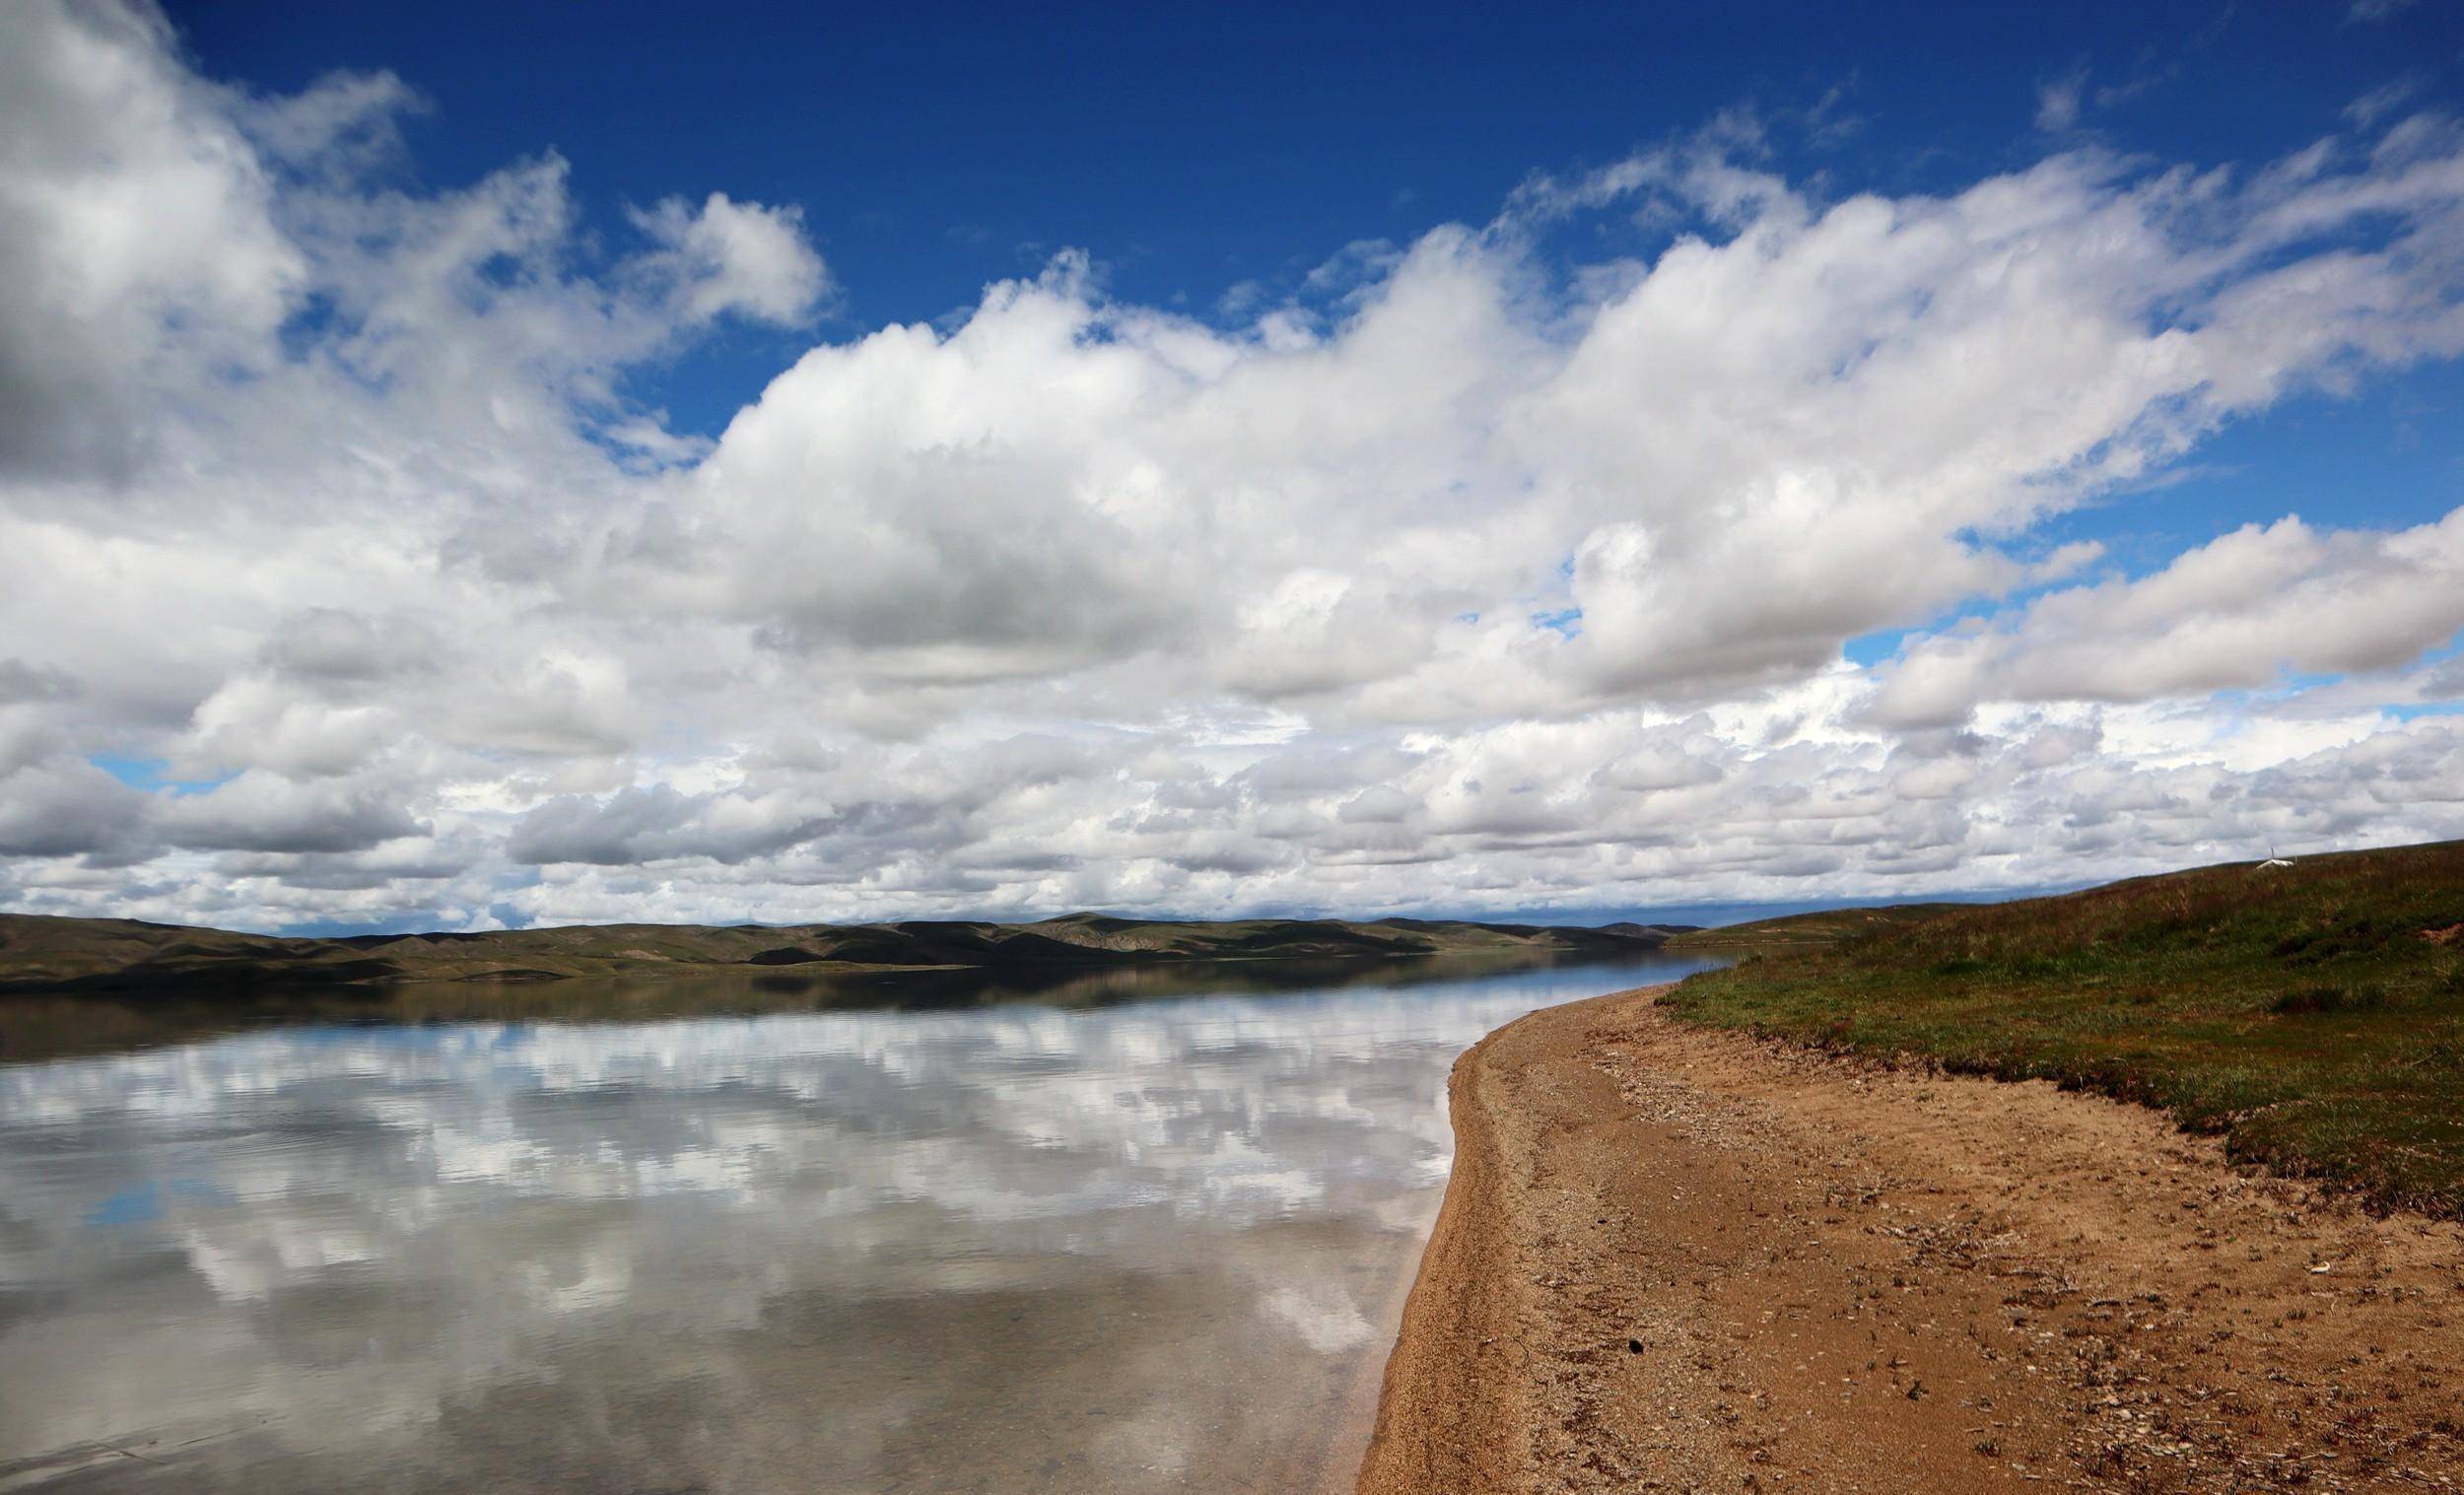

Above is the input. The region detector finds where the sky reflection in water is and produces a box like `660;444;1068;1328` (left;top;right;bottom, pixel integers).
0;953;1716;1493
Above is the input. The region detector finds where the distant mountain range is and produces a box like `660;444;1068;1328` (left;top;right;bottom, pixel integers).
0;911;1705;994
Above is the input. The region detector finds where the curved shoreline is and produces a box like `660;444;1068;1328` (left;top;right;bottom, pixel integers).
1351;1007;1531;1494
1356;985;2464;1493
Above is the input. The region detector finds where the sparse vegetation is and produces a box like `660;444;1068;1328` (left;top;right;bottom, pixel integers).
1662;840;2464;1215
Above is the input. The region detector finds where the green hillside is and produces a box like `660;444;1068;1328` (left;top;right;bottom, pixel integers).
1667;904;1967;948
1662;840;2464;1214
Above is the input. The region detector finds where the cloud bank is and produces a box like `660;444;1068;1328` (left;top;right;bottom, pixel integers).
4;0;2463;930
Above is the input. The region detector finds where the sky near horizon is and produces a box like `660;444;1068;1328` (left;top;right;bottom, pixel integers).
3;0;2464;934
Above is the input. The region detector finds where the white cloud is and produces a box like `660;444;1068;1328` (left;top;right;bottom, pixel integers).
630;191;833;325
0;753;147;859
0;0;301;476
2345;75;2426;129
3;0;2464;929
157;769;426;855
1870;511;2464;727
508;782;827;866
2036;68;2088;132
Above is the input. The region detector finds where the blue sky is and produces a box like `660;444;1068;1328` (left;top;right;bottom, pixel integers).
171;1;2463;436
165;0;2464;654
4;0;2464;932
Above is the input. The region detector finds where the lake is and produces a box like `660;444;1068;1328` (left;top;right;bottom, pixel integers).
0;951;1718;1493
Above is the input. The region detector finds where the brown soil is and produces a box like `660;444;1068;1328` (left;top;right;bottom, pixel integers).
1356;987;2464;1494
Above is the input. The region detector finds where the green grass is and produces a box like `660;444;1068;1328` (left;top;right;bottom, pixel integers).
1661;840;2464;1216
1667;903;1971;948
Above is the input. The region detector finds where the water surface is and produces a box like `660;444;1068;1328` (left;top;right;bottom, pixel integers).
0;953;1716;1492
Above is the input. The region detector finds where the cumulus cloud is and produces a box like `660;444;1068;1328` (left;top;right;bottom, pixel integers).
3;0;2464;931
0;753;148;859
0;659;78;705
1871;511;2464;727
0;0;300;476
509;782;828;866
157;770;425;855
630;192;832;325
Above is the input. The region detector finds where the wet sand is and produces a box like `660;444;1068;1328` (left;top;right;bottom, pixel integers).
1357;986;2464;1493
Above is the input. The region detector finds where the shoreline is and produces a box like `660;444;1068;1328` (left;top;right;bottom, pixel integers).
1355;985;2464;1493
1351;995;1537;1495
1309;1186;1452;1495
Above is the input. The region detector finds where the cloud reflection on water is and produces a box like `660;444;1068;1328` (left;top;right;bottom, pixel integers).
0;955;1711;1492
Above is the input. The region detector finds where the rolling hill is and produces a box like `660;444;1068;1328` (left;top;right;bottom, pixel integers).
0;909;1691;994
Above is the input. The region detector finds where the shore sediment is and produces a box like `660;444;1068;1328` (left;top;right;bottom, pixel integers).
1356;986;2464;1493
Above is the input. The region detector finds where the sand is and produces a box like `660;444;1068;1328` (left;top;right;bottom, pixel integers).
1356;986;2464;1493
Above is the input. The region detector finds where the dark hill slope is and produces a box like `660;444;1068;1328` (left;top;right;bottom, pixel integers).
0;909;1672;994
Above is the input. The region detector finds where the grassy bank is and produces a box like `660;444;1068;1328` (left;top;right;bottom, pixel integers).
1667;903;1968;948
1661;841;2464;1215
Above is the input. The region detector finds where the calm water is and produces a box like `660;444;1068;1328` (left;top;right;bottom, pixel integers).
0;953;1717;1493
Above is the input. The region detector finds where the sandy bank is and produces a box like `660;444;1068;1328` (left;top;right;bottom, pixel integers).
1356;986;2464;1493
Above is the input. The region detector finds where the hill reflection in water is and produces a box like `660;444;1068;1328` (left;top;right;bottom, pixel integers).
0;948;1658;1064
0;950;1718;1493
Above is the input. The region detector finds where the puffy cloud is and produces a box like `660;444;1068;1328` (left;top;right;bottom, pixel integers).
156;770;425;855
0;753;147;858
3;0;2464;930
175;675;401;781
0;0;300;476
1871;511;2464;726
0;659;78;706
509;783;827;866
630;192;833;325
256;609;445;685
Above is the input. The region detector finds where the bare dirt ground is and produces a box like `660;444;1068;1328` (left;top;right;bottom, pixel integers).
1356;987;2464;1494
